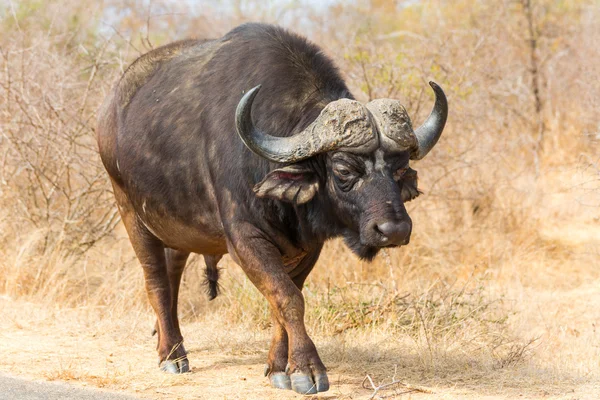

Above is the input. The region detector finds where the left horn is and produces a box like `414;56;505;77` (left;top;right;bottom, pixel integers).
235;85;376;163
411;81;448;160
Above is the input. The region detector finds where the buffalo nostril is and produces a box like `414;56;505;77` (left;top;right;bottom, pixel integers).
376;221;394;238
376;221;411;245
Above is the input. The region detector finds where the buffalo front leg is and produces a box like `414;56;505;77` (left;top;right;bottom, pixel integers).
264;249;323;391
265;315;291;389
229;228;328;394
111;182;188;373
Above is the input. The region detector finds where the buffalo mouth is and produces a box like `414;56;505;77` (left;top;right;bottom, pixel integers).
343;231;410;261
342;234;380;261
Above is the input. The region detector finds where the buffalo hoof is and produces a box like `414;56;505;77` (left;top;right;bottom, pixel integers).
290;371;329;394
269;372;292;390
314;372;330;392
159;358;190;374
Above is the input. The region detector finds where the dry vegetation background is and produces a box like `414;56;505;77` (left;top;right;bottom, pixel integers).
1;0;599;399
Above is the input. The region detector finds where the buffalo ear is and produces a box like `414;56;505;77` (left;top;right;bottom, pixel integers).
400;167;422;202
254;164;319;204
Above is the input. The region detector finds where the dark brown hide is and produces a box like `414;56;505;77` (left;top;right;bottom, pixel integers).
97;23;444;394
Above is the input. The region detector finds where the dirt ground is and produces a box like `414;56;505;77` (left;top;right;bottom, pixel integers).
1;277;599;400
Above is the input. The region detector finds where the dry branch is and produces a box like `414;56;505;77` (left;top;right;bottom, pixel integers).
362;373;435;399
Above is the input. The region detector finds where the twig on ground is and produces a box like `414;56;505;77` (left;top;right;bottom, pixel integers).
362;374;434;399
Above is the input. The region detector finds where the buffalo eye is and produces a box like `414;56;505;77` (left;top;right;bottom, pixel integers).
332;165;358;191
335;167;351;178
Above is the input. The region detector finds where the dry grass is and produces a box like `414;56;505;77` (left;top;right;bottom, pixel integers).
1;0;600;398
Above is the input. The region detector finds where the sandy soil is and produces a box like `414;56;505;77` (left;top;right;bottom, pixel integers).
1;280;599;400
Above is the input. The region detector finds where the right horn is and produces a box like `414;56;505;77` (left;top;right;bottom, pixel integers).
411;81;448;160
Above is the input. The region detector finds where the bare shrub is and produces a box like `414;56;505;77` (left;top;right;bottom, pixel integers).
0;2;121;259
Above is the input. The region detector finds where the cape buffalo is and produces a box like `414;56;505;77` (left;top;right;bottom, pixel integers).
97;23;447;394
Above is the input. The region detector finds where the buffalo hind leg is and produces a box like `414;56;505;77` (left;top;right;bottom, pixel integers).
150;249;191;371
152;254;221;337
111;181;188;373
165;249;190;342
153;252;220;335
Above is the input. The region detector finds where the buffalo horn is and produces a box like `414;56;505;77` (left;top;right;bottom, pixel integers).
410;81;448;160
235;85;376;163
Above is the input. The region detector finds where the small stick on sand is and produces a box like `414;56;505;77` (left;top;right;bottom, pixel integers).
362;374;434;399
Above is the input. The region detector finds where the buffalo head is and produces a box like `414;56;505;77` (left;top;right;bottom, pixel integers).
235;82;447;260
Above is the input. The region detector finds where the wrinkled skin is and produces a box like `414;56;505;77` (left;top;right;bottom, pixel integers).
325;150;416;260
97;23;430;395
